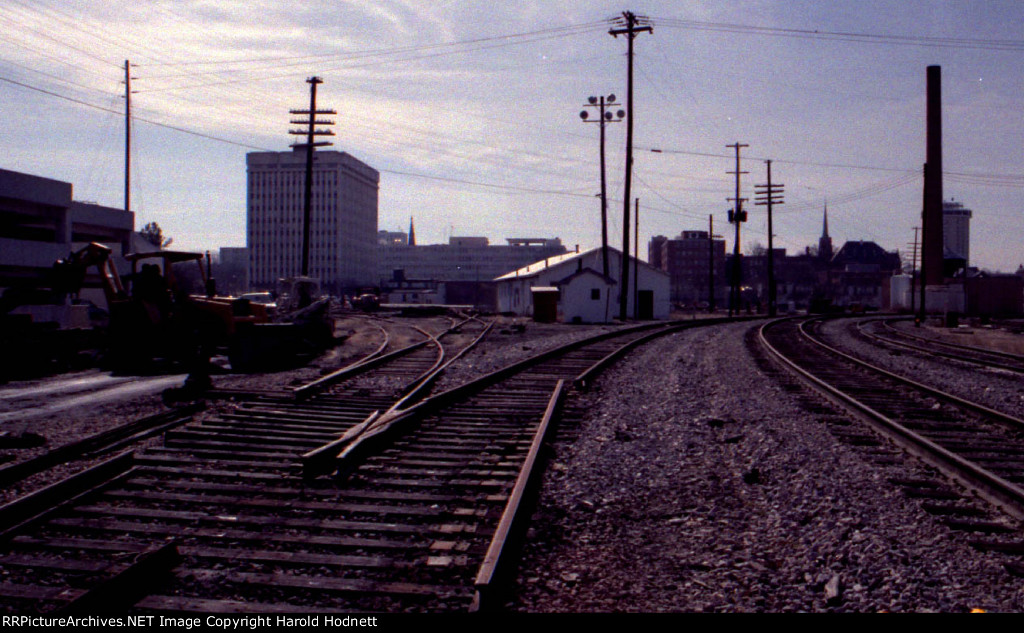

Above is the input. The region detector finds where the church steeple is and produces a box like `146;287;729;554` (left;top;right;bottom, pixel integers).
408;216;416;246
818;203;833;261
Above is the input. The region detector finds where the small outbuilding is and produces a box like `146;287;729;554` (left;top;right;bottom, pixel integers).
494;246;670;322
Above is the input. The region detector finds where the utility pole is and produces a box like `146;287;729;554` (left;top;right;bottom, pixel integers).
708;214;717;313
918;163;927;325
289;77;335;278
633;198;639;319
124;60;134;213
610;11;652;321
726;142;749;317
579;95;624;279
909;226;921;315
754;160;784;317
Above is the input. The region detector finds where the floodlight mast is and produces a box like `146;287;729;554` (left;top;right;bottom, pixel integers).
580;94;624;279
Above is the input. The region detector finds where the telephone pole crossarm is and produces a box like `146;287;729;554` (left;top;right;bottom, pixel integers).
754;159;785;317
288;76;336;278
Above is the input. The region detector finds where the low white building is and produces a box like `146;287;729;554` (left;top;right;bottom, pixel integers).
495;246;670;322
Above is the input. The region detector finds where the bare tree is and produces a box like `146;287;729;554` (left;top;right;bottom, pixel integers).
139;222;173;249
746;241;767;257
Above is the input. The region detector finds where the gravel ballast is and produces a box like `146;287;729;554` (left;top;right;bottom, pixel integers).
511;320;1024;612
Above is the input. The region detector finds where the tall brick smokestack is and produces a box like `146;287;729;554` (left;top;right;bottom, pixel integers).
922;65;944;286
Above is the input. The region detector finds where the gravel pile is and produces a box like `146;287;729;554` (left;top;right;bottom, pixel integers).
511;320;1024;612
819;318;1024;419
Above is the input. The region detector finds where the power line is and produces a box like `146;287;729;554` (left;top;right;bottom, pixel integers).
0;74;270;150
137;22;609;71
133;26;606;94
654;17;1024;51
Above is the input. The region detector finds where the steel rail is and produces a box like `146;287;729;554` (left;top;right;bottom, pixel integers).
760;316;1024;521
879;318;1024;369
574;316;744;389
471;380;565;612
293;317;477;400
204;319;391;401
0;452;137;540
0;404;202;488
805;318;1024;432
851;317;1024;374
305;321;672;481
0;316;736;613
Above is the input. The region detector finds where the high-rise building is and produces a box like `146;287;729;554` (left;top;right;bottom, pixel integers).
247;149;380;293
942;199;972;266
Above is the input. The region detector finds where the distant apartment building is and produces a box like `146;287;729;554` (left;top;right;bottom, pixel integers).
0;168;134;326
378;235;567;286
247;149;380;293
648;230;726;305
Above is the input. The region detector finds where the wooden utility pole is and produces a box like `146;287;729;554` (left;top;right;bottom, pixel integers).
124;60;132;213
726;142;748;317
289;77;335;278
633;198;639;319
610;11;652;320
754;160;784;317
708;214;716;313
910;226;920;314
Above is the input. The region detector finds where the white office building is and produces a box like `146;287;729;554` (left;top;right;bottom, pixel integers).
247;149;380;293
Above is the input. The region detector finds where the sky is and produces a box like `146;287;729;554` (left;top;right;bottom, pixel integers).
1;1;1022;272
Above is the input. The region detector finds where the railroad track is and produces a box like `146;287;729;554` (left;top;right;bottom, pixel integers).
0;317;732;614
854;317;1024;374
759;315;1024;577
0;316;479;494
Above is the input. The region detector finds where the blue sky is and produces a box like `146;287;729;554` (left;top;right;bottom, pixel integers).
1;1;1021;271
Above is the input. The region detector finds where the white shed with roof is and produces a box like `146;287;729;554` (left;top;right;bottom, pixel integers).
494;246;669;322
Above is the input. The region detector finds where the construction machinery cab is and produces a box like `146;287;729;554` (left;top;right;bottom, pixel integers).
277;276;322;312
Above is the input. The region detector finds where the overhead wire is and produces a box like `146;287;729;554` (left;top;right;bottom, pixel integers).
653;17;1024;51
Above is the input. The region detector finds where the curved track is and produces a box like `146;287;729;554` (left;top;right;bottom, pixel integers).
855;317;1024;374
0;317;733;613
759;316;1024;575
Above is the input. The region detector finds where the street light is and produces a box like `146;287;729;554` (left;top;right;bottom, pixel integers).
580;94;624;280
